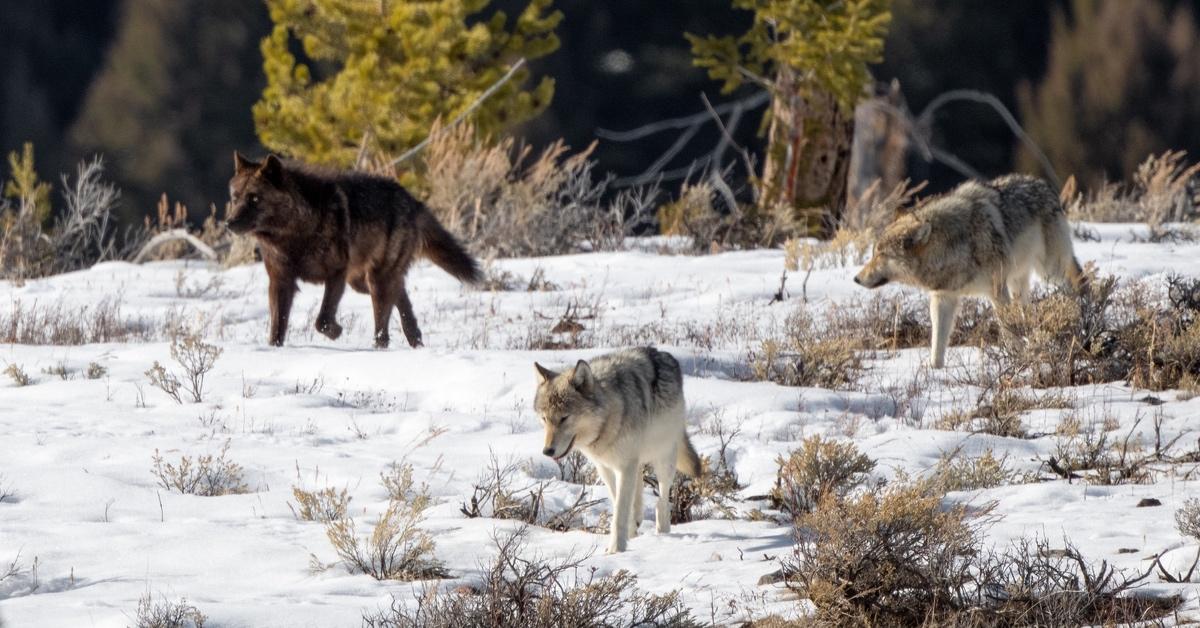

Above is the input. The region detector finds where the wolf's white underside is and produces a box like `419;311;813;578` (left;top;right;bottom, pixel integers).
1;223;1198;626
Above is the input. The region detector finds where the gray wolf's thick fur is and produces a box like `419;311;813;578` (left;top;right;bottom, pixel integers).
854;174;1086;368
533;347;701;553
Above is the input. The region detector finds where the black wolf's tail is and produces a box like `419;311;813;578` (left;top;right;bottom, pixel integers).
415;209;482;285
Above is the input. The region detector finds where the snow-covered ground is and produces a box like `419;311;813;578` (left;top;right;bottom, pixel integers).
1;224;1199;626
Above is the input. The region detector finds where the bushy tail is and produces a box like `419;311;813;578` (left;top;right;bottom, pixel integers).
676;433;702;477
416;209;482;285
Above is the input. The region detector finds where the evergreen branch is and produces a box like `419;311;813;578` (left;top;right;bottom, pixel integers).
390;58;528;167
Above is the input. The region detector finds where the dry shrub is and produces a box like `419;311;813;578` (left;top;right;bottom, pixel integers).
131;592;207;628
381;460;423;503
362;528;697;628
421;122;654;257
1177;498;1200;541
785;485;981;626
3;363;30;387
145;331;222;404
2;150;142;282
459;454;602;532
920;448;1019;493
324;495;447;581
658;180;719;237
770;436;875;517
151;440;249;496
1047;416;1166;485
1066;150;1200;241
0;297;150;345
290;486;351;523
748;307;867;389
652;416;742;523
989;275;1200;391
785;485;1173;627
554;450;598;486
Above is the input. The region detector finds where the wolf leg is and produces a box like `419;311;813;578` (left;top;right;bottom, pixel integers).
929;293;959;368
629;471;643;539
394;281;424;348
608;462;638;553
267;276;298;347
316;272;346;340
367;273;397;349
652;454;676;534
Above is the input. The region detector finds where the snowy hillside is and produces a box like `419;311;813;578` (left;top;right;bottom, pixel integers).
1;226;1199;626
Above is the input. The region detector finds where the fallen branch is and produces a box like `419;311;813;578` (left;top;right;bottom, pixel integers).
132;229;218;264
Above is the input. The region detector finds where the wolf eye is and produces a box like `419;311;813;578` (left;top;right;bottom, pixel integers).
557;415;569;425
248;194;259;206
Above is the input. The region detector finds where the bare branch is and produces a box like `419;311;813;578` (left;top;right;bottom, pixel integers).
597;91;769;142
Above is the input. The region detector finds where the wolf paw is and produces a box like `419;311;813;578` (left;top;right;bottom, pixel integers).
316;320;343;340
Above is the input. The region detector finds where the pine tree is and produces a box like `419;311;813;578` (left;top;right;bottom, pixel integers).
688;0;891;237
254;0;561;168
1019;0;1200;187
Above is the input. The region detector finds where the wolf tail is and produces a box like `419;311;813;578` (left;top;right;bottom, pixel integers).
415;209;482;285
676;433;702;477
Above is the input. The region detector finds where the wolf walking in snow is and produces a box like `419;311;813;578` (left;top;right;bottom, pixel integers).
854;174;1087;368
226;152;481;348
534;347;702;553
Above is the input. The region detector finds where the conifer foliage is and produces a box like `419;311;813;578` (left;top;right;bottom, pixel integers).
254;0;562;167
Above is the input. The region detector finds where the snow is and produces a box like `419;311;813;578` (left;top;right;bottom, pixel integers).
1;228;1199;626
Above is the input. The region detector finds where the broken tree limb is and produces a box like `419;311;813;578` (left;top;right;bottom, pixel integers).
133;229;218;264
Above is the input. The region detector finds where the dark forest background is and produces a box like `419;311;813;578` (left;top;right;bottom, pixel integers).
3;0;1200;224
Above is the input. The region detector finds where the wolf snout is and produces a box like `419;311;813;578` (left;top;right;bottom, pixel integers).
542;446;555;457
853;275;864;286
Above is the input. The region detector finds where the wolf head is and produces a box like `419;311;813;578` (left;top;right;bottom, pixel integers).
533;360;604;460
854;213;932;289
226;152;294;235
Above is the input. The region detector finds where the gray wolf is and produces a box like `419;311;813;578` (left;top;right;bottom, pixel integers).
227;152;481;348
534;347;702;553
854;174;1086;368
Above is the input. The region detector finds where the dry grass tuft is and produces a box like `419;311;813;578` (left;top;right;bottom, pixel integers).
420;122;655;257
0;297;150;345
151;440;249;496
3;363;31;387
131;592;207;628
1065;150;1200;241
324;497;447;581
290;485;351;523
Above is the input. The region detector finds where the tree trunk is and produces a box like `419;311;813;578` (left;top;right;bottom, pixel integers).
848;79;908;207
760;66;855;239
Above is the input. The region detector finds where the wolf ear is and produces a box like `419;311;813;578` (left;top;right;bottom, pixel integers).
233;151;258;173
534;362;557;383
258;154;284;186
904;221;932;249
570;360;594;394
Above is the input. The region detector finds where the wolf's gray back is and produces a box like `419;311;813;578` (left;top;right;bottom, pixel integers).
928;174;1061;250
590;347;683;418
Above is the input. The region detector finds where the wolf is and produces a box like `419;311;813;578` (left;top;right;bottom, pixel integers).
227;152;481;348
534;347;702;553
854;174;1087;368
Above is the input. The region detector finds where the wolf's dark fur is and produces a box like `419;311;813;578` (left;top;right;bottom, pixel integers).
227;152;481;348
